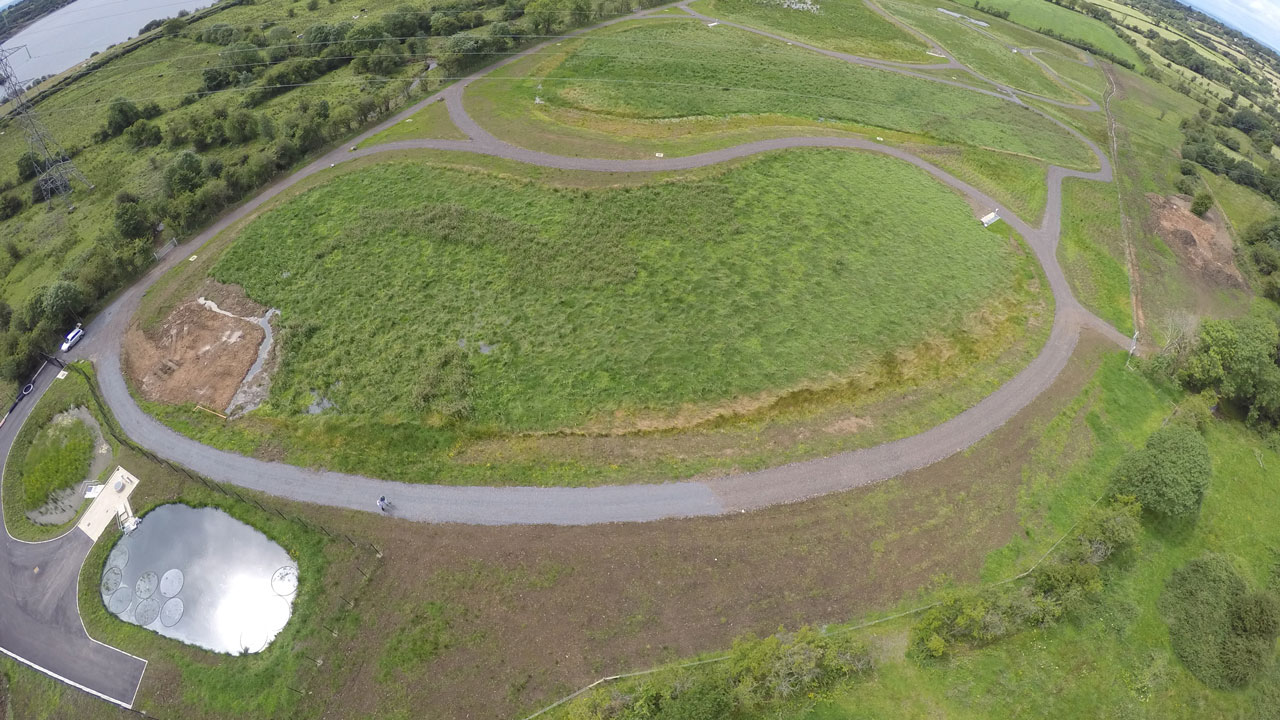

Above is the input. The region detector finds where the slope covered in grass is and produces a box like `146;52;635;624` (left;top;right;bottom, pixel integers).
1058;177;1133;336
880;0;1083;103
517;20;1096;169
953;0;1143;68
215;150;1034;431
686;0;930;61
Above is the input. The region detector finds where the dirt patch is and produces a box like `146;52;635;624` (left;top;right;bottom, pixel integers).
1146;193;1244;290
123;301;264;410
196;278;267;318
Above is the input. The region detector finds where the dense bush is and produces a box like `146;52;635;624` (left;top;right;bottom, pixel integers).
1161;554;1280;688
1180;313;1280;425
1191;192;1213;216
1111;425;1211;522
567;627;872;719
0;194;22;221
910;499;1140;659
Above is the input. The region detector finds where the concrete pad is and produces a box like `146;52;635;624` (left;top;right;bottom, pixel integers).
76;467;139;541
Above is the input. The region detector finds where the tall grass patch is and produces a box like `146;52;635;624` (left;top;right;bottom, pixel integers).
880;0;1082;103
20;417;93;509
213;150;1033;433
528;20;1095;169
686;0;930;61
1058;177;1133;335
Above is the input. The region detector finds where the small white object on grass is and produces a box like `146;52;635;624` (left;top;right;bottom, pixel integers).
330;163;335;168
876;136;883;141
655;152;664;157
405;118;412;122
707;21;718;26
189;255;198;262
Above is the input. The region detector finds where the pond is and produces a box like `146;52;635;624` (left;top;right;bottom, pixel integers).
2;0;210;83
100;504;298;655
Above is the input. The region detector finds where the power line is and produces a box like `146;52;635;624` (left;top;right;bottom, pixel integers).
5;73;1088;146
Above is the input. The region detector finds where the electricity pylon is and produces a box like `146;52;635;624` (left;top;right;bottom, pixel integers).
0;46;92;203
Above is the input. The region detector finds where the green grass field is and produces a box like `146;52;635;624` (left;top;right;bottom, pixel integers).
685;0;931;61
1058;177;1134;336
952;0;1143;68
911;145;1048;224
19;416;93;509
215;150;1026;428
1201;171;1276;236
474;19;1097;169
131;148;1047;486
359;99;467;147
792;381;1280;719
879;0;1084;103
1035;51;1107;100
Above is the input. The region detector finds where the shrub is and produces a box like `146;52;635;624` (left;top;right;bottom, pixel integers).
1254;242;1280;274
0;194;22;220
729;627;872;705
1231;592;1280;639
1111;425;1211;522
569;628;871;719
1161;554;1280;689
16;151;39;182
1191;192;1213;216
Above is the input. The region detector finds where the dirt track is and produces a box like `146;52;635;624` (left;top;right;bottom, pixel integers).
75;0;1128;525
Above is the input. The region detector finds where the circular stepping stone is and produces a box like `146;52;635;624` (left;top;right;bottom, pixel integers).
135;571;158;600
160;569;184;598
160;598;184;627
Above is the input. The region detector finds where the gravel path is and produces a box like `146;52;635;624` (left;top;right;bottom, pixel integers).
64;2;1130;527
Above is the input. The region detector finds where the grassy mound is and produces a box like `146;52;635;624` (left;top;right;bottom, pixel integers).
879;0;1083;104
512;20;1095;169
213;150;1034;432
686;0;930;61
21;416;94;509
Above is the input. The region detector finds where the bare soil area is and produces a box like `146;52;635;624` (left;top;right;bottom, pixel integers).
123;300;263;410
1146;193;1244;290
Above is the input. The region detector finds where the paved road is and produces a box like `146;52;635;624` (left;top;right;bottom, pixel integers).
0;363;147;708
67;0;1132;525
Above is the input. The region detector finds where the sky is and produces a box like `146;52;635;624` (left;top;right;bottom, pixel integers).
1176;0;1280;53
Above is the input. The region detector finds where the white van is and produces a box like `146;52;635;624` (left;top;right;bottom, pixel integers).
60;326;84;353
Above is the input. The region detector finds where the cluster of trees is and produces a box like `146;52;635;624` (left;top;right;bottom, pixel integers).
138;8;191;37
93;97;164;144
1240;218;1280;301
909;498;1142;659
1180;112;1280;202
1153;37;1231;83
1154;310;1280;427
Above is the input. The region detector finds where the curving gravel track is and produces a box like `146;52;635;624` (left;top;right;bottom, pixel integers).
69;0;1133;526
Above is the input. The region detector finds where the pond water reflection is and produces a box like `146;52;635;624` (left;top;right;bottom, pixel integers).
100;504;297;655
